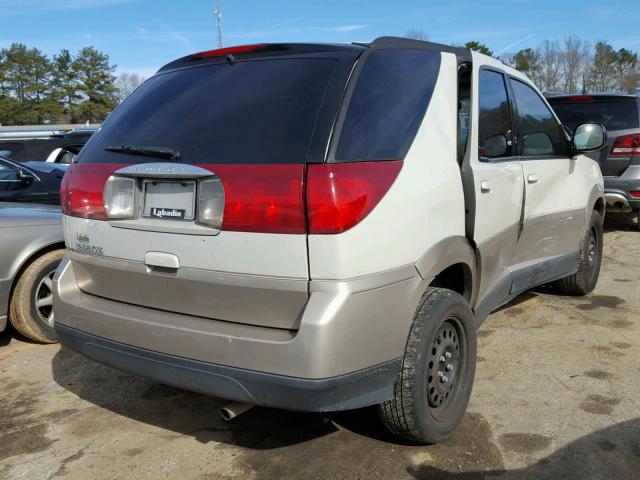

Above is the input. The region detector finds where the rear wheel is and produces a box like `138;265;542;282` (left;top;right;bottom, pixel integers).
9;250;64;343
556;210;603;295
378;287;477;444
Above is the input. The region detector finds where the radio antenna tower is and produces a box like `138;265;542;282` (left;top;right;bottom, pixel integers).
214;0;223;48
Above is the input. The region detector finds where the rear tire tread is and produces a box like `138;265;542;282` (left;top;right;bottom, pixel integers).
556;210;603;296
379;287;461;442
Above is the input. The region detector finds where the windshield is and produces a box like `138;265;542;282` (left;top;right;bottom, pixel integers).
79;58;338;165
550;98;639;132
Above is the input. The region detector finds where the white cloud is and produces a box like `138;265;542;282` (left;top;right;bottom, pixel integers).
266;18;302;30
135;25;194;51
322;24;369;33
496;33;536;55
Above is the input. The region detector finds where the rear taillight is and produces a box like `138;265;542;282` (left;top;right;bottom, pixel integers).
202;164;306;234
567;95;593;101
103;176;136;219
196;177;225;228
611;134;640;156
61;161;402;235
306;161;403;234
60;164;119;220
192;44;267;58
630;191;640;198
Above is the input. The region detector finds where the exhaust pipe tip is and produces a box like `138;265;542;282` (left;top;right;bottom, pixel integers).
220;402;254;421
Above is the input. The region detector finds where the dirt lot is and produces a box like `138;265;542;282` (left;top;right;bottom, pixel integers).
1;215;639;480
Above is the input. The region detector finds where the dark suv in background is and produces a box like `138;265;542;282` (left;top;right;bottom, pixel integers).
0;129;94;164
548;94;640;226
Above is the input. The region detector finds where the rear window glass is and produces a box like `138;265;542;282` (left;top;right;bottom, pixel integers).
334;49;441;162
78;59;337;164
550;98;639;132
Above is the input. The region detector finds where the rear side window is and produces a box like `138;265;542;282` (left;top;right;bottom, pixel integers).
478;70;513;159
549;98;640;132
334;49;441;162
510;79;565;157
78;59;338;164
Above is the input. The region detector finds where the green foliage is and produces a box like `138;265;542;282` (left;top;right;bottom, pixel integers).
513;48;540;73
464;41;493;57
0;43;117;125
509;38;639;94
73;47;118;123
51;49;80;115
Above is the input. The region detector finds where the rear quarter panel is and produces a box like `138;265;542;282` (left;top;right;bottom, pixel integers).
308;52;466;280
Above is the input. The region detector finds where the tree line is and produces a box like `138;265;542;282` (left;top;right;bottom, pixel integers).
509;38;638;94
405;31;639;94
2;35;638;126
0;43;145;126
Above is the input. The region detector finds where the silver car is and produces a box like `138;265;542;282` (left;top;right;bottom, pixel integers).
0;202;64;343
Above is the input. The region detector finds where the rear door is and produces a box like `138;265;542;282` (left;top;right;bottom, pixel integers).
465;66;524;312
64;52;357;330
509;79;588;284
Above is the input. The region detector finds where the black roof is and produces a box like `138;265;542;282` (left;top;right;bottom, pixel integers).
370;36;471;58
158;37;472;73
158;43;365;73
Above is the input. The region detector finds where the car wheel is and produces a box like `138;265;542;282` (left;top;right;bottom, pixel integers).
378;287;477;444
556;210;603;296
9;249;64;343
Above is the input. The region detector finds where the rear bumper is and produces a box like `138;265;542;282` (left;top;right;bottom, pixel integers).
54;256;428;411
604;167;640;212
56;323;400;412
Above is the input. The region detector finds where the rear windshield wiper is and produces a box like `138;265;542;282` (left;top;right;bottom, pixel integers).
104;145;181;161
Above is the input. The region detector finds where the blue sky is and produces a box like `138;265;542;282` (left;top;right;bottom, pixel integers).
2;0;640;78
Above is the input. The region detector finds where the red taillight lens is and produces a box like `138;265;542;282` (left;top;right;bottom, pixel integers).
60;161;402;235
611;133;640;156
60;164;121;219
192;44;267;58
630;191;640;198
201;164;306;234
306;161;403;234
567;95;593;101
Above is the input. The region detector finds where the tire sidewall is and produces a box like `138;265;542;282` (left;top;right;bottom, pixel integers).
412;291;477;442
583;210;603;291
22;258;60;341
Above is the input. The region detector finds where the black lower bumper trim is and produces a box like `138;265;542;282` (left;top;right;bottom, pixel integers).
55;323;400;412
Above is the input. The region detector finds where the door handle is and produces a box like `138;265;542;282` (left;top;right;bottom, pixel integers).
527;174;539;184
480;180;492;193
144;251;180;271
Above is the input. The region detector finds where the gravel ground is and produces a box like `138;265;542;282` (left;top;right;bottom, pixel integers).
1;214;638;480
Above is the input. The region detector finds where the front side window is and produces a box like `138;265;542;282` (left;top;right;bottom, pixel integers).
478;70;513;159
511;79;565;157
0;160;19;181
335;49;441;162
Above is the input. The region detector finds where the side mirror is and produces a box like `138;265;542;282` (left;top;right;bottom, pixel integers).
19;169;35;185
481;134;508;158
572;123;606;153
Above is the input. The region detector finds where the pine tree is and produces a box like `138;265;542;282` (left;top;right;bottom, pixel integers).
73;46;118;123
